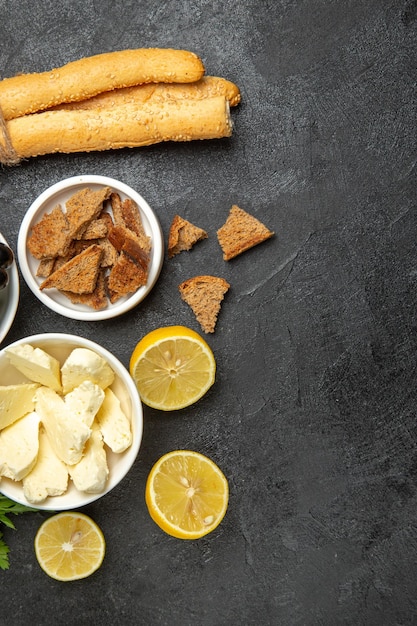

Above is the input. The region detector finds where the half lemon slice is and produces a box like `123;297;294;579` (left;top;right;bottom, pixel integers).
129;325;216;410
145;450;229;539
34;512;105;581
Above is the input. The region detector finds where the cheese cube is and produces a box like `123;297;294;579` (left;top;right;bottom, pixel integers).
67;422;109;493
96;387;132;453
0;383;40;430
61;348;115;394
64;380;105;427
22;427;68;504
34;386;91;465
5;344;62;393
0;411;40;481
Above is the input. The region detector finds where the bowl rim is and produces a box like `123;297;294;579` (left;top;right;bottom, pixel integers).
0;332;143;510
17;175;164;321
0;232;19;345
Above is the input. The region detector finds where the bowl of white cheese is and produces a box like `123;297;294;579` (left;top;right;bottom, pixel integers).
0;333;143;510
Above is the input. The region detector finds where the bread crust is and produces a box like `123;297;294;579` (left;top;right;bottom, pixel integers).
4;96;232;159
168;215;208;258
110;193;151;253
106;252;148;303
65;187;112;238
50;76;241;111
108;225;150;271
39;244;103;294
217;205;274;261
27;205;70;259
61;269;108;311
179;275;230;333
0;48;205;120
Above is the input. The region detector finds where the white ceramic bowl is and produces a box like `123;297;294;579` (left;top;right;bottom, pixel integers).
0;333;143;510
18;175;164;321
0;232;19;345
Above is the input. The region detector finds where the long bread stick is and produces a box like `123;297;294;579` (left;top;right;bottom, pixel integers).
52;76;241;111
0;48;205;120
2;96;232;159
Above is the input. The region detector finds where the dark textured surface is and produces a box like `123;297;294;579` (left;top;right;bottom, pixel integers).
0;1;416;624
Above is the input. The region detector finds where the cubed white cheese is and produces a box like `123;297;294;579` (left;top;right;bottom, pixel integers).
64;380;105;427
67;422;109;493
96;387;132;453
34;386;91;465
0;383;40;430
5;343;62;393
22;427;68;504
61;348;115;394
0;411;40;481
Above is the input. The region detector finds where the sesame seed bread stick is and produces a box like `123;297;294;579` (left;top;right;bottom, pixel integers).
3;96;232;159
52;76;241;111
0;48;205;120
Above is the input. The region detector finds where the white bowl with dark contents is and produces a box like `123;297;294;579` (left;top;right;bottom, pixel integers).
0;233;19;344
17;175;164;321
0;333;143;510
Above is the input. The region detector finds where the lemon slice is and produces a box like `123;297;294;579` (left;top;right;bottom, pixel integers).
34;512;105;581
145;450;229;539
129;325;216;410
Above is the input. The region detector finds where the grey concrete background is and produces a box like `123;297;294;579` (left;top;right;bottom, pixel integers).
0;0;416;624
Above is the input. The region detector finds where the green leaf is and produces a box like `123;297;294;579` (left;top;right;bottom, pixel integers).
0;495;37;527
0;495;38;570
0;532;10;570
0;495;37;517
0;513;16;529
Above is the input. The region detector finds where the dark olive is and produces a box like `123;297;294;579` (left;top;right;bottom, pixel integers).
0;242;13;269
0;268;9;290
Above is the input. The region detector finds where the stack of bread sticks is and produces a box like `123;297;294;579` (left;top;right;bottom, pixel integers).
0;48;241;163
